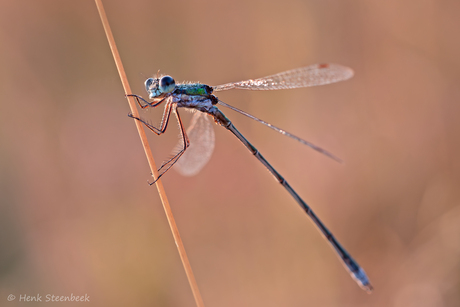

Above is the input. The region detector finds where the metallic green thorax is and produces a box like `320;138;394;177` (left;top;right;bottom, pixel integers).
175;83;213;96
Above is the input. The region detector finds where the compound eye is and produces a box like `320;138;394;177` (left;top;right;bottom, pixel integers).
145;78;155;92
159;75;175;93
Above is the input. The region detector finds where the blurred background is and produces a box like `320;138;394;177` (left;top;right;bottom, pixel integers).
1;0;459;306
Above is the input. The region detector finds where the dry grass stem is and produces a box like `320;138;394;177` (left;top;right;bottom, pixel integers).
94;1;205;306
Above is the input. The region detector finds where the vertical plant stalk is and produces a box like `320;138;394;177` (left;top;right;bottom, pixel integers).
94;1;205;306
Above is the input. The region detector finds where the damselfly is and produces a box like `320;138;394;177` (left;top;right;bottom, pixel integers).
128;63;373;293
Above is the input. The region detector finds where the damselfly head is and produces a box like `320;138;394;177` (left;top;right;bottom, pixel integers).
145;75;176;99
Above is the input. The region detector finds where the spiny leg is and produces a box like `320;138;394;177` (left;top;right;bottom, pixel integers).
127;94;167;109
149;107;190;184
128;100;173;135
129;98;190;183
212;108;373;293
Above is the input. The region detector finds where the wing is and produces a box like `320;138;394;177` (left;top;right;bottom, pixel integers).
212;63;353;92
217;99;342;163
173;111;215;176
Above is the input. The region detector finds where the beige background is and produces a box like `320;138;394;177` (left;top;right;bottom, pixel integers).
1;1;459;306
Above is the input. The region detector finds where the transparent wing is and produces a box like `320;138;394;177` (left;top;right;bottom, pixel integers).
173;111;215;176
217;100;342;163
213;63;353;92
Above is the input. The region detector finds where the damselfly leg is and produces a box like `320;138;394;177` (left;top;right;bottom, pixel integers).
128;97;190;183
